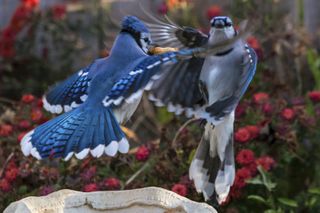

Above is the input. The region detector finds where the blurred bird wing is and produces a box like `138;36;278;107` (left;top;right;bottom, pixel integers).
140;11;208;49
43;62;97;114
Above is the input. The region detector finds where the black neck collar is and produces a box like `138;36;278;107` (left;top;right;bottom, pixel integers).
215;48;234;56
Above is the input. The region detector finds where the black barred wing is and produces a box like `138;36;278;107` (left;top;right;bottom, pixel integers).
148;58;206;117
43;63;94;114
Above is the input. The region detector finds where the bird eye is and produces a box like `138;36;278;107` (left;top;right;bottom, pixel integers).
144;38;149;42
226;22;232;27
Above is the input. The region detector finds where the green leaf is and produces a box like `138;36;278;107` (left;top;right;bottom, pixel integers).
277;198;298;208
308;188;320;195
187;149;196;164
248;195;269;205
257;166;277;191
246;176;264;185
156;108;174;124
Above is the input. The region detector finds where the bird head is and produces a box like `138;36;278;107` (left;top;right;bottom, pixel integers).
208;16;237;45
121;16;152;53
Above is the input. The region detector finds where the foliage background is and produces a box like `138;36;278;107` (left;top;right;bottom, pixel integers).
0;0;320;212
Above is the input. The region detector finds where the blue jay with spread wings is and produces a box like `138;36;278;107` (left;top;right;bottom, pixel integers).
142;16;257;203
20;16;239;163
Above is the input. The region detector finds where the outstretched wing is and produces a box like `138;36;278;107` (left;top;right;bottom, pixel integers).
43;62;96;114
140;15;210;116
197;45;258;124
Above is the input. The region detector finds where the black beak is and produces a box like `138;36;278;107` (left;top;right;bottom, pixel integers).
212;19;225;28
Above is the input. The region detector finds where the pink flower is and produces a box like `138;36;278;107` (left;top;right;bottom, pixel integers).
262;102;273;114
235;103;247;118
104;178;121;190
39;185;54;196
158;2;168;15
236;149;255;166
0;124;13;137
281;108;295;121
246;125;260;140
206;5;222;20
80;166;96;182
308;91;320;103
21;94;35;103
171;183;188;197
235;128;251;143
256;156;276;171
253;92;269;104
0;179;11;192
83;183;98;192
52;4;66;20
18;132;27;142
135;145;150;161
5;167;19;182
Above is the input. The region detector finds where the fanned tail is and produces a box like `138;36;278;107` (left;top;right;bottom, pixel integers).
189;112;235;203
21;106;129;160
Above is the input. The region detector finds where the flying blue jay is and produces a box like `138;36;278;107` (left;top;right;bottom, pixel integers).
20;16;241;163
142;16;257;203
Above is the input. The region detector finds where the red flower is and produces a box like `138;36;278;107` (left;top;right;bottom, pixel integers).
247;36;263;59
171;183;188;197
104;177;121;190
233;168;251;189
135;145;150;161
256;156;275;171
0;39;15;58
21;94;35;103
11;5;32;29
246;125;260;139
281;108;295;121
236;149;255;166
308;91;320;103
37;99;43;108
83;183;98;192
206;5;222;20
253;92;269;104
22;0;39;8
18;132;27;142
39;185;54;196
1;26;17;40
19;120;31;130
0;124;13;137
52;4;66;20
246;162;258;176
31;108;43;123
5;167;19;182
0;179;11;192
235;128;250;143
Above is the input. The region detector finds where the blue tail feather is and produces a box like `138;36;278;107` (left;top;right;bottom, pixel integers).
20;106;129;160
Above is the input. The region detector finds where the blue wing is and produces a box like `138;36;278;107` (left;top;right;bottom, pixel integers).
201;45;257;123
102;51;178;107
43;63;95;114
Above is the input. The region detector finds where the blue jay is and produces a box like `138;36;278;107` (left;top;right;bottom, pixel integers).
20;16;239;163
142;16;257;203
